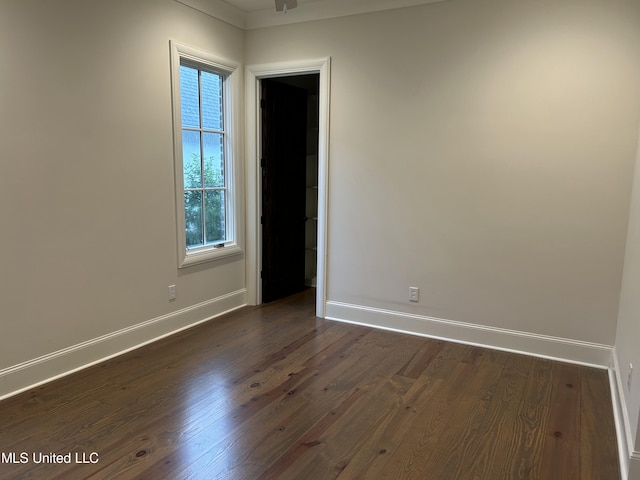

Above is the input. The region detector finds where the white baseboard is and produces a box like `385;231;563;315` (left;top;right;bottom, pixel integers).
325;301;612;368
611;350;632;479
0;289;247;401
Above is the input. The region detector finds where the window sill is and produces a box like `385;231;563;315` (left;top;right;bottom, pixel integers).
179;243;243;268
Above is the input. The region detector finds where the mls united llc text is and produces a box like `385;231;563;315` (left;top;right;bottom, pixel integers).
1;451;99;464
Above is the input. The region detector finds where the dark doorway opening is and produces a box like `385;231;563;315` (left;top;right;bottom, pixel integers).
261;74;320;304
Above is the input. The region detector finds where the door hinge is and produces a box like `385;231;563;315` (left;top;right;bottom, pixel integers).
260;215;264;225
260;98;266;109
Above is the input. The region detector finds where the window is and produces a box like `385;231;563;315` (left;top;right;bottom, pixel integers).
170;41;242;267
180;64;226;248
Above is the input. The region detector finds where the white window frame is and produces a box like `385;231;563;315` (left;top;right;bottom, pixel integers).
170;41;243;268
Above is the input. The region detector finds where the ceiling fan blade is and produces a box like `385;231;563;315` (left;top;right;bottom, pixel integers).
275;0;297;11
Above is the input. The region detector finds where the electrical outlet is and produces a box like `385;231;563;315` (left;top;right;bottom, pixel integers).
409;287;419;303
168;285;176;301
628;363;633;392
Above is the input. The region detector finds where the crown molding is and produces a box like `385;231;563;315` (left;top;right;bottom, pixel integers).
175;0;448;30
175;0;247;29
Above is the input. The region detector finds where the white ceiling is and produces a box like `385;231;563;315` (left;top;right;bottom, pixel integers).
176;0;448;30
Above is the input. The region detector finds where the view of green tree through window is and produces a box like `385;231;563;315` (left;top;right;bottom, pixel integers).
180;63;227;248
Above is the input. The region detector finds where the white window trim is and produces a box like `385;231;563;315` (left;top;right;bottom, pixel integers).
170;40;243;268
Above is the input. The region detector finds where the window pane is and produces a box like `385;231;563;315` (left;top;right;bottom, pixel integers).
205;190;225;244
183;130;201;189
180;65;200;128
201;71;223;130
203;132;224;188
185;191;204;248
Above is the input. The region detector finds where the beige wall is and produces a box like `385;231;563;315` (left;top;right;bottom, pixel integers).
0;0;245;372
246;0;640;345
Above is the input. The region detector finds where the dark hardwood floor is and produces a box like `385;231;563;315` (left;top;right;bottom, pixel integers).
0;289;620;479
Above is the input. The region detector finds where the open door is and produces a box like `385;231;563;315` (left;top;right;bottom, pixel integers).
261;79;308;303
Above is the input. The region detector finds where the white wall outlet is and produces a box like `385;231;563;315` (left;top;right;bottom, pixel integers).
628;363;633;392
409;287;419;303
168;285;176;301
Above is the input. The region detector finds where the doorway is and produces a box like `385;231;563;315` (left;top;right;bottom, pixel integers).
245;57;330;317
260;75;319;303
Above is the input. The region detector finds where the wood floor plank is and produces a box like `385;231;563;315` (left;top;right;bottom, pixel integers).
498;400;550;479
363;356;486;479
539;362;582;479
395;339;445;379
93;329;364;479
414;358;504;480
0;289;621;480
336;373;445;479
439;356;532;479
523;357;556;407
281;374;417;479
580;368;621;480
423;341;471;380
212;328;424;480
259;387;368;480
130;323;384;479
